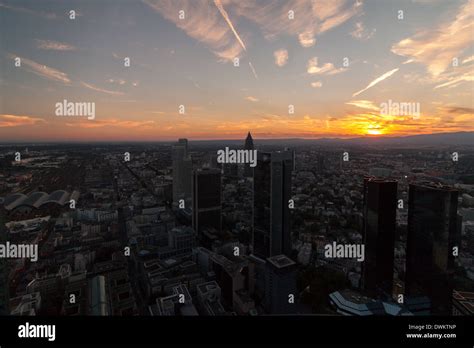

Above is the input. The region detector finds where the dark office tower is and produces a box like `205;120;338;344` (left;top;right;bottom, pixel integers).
405;183;458;315
243;132;254;178
253;151;293;259
264;255;297;314
172;139;192;206
192;168;222;238
0;207;9;314
317;154;325;173
361;177;397;299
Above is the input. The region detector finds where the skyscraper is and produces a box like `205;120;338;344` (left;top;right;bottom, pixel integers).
264;254;297;314
361;177;397;299
192;168;222;241
405;183;459;315
0;206;9;314
253;151;293;259
243;132;254;178
172;139;192;206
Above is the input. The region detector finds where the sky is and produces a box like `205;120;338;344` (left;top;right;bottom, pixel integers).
0;0;473;142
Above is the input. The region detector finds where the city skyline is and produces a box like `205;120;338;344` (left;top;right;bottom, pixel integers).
1;0;473;142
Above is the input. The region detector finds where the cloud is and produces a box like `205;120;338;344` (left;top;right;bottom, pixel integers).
317;0;363;33
0;3;57;19
434;74;474;89
462;55;474;64
144;0;246;62
437;106;474;115
233;0;361;45
298;31;316;47
352;68;399;97
346;100;380;111
0;114;45;127
391;0;473;76
350;22;375;40
9;54;71;84
144;1;361;61
245;96;259;102
81;82;124;95
307;57;346;75
36;40;76;51
108;79;127;85
310;81;323;88
274;49;288;67
65;119;155;129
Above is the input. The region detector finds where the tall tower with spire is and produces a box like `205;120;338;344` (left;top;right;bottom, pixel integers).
243;132;254;177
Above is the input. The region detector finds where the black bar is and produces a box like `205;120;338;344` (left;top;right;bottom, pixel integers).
0;316;472;346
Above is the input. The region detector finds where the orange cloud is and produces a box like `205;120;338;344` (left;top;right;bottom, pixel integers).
36;40;76;51
65;119;155;129
307;57;346;75
391;0;473;76
0;114;45;127
80;82;124;95
274;49;288;67
9;54;71;84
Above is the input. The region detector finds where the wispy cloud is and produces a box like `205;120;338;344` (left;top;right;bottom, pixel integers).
462;55;474;64
36;39;76;51
81;82;124;95
350;22;375;41
307;57;346;75
108;79;127;85
65;119;155;129
346;100;380;111
245;96;259;102
352;68;399;97
391;0;473;76
310;81;323;88
9;54;71;84
274;49;288;67
0;114;45;127
144;0;246;62
233;0;361;46
434;74;474;89
0;2;57;19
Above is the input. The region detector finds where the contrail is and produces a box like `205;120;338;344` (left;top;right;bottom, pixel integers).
214;0;247;51
214;0;258;79
249;62;258;80
353;68;399;97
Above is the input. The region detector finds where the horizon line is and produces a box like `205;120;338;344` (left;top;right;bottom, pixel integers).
1;131;473;145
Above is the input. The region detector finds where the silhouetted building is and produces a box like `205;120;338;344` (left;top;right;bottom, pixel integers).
192;168;222;241
405;183;459;315
223;163;238;177
361;177;397;299
243;132;254;177
172;139;192;206
317;154;325;173
0;207;9;314
253;151;293;258
264;255;297;314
